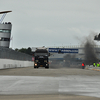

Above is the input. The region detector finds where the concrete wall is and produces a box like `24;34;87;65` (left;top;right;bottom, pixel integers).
0;59;34;69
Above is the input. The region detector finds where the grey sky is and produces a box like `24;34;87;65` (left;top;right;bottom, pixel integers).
0;0;100;49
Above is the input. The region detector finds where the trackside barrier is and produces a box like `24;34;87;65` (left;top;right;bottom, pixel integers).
0;59;34;69
85;65;100;71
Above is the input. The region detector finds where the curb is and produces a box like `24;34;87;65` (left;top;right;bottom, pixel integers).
91;69;100;71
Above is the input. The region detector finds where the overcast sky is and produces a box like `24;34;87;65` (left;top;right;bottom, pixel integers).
0;0;100;49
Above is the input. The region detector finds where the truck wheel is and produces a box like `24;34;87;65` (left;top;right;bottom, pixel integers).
37;66;39;68
34;66;36;68
45;65;49;69
34;64;37;68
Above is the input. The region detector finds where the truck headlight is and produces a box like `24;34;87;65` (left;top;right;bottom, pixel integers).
35;63;37;66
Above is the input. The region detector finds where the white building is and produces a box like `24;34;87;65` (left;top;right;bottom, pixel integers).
0;22;12;48
0;11;12;48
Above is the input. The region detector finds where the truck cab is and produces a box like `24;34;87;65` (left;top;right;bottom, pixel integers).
34;48;49;69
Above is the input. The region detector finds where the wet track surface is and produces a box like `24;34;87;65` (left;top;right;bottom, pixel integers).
0;75;100;98
0;67;100;100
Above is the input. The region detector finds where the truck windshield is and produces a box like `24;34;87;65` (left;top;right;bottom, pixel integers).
35;53;48;56
35;49;48;53
35;49;48;56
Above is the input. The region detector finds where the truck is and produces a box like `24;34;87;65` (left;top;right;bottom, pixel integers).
34;48;50;69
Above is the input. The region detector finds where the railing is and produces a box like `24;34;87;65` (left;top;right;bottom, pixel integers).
48;45;100;48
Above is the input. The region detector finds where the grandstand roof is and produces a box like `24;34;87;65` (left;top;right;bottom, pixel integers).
0;11;12;14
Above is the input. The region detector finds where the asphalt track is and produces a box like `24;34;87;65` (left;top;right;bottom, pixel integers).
0;67;100;100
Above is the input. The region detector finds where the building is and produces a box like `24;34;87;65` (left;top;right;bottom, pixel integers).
0;22;12;48
0;11;12;48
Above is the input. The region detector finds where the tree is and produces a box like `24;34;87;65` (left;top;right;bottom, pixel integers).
14;47;32;55
26;47;32;55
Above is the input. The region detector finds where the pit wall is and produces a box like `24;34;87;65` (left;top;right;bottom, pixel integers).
0;59;34;69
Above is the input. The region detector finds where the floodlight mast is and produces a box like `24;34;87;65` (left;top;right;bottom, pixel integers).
0;11;12;23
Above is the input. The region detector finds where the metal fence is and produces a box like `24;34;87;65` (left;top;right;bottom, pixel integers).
0;47;33;61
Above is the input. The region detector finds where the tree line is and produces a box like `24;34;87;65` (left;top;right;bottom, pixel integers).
15;47;33;56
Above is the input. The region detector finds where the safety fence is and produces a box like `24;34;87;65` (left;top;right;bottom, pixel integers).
0;47;34;69
0;47;32;61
